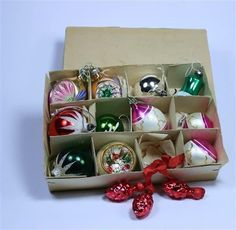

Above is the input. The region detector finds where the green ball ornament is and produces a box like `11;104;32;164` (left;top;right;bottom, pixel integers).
51;148;95;177
96;114;124;132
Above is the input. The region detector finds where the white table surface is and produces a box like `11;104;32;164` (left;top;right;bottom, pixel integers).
1;1;236;229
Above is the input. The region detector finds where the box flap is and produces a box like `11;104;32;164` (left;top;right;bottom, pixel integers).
63;27;215;96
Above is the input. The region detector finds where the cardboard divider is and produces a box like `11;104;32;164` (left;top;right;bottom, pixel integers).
173;96;219;129
175;131;185;155
206;99;221;129
49;70;79;82
48;134;97;178
43;75;52;177
134;138;144;171
169;97;176;130
133;96;174;130
49;133;90;158
166;63;212;96
47;171;144;191
94;97;131;132
49;100;95;116
175;96;210;113
182;129;228;167
90;137;99;176
88;102;96;126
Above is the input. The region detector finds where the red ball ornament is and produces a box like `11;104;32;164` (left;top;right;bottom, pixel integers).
132;193;154;218
48;107;96;136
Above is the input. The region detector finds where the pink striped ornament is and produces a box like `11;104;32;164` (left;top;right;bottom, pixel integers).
130;102;167;131
184;139;217;166
184;112;213;129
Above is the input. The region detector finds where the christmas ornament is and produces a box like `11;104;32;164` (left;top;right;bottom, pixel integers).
105;182;135;202
51;148;95;177
105;153;204;219
49;76;87;104
49;80;78;104
48;107;96;136
77;64;126;99
184;112;213;129
132;193;154;218
105;180;154;218
96;114;125;132
184;139;217;166
74;80;87;101
97;142;137;174
175;112;188;128
162;179;205;200
134;74;167;97
92;77;122;99
129;97;167;131
176;63;204;96
81;65;121;99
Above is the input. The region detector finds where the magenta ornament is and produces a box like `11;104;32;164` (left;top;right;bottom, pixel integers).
184;139;217;166
184;112;213;129
129;99;167;131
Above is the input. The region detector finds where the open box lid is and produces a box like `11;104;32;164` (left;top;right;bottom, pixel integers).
63;27;215;97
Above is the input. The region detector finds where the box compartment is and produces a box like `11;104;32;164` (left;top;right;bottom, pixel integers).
166;63;212;96
173;96;221;129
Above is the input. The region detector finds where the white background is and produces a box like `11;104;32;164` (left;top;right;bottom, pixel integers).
1;1;236;229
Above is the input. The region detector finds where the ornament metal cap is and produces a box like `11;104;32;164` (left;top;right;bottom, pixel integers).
194;68;203;76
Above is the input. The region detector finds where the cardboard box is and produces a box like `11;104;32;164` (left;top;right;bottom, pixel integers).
44;27;228;192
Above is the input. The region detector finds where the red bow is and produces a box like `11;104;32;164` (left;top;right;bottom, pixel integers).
143;153;185;193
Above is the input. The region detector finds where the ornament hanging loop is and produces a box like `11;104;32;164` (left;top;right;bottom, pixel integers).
77;64;110;82
77;64;92;82
127;96;138;105
156;64;165;79
118;114;131;131
185;62;203;77
148;64;167;96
